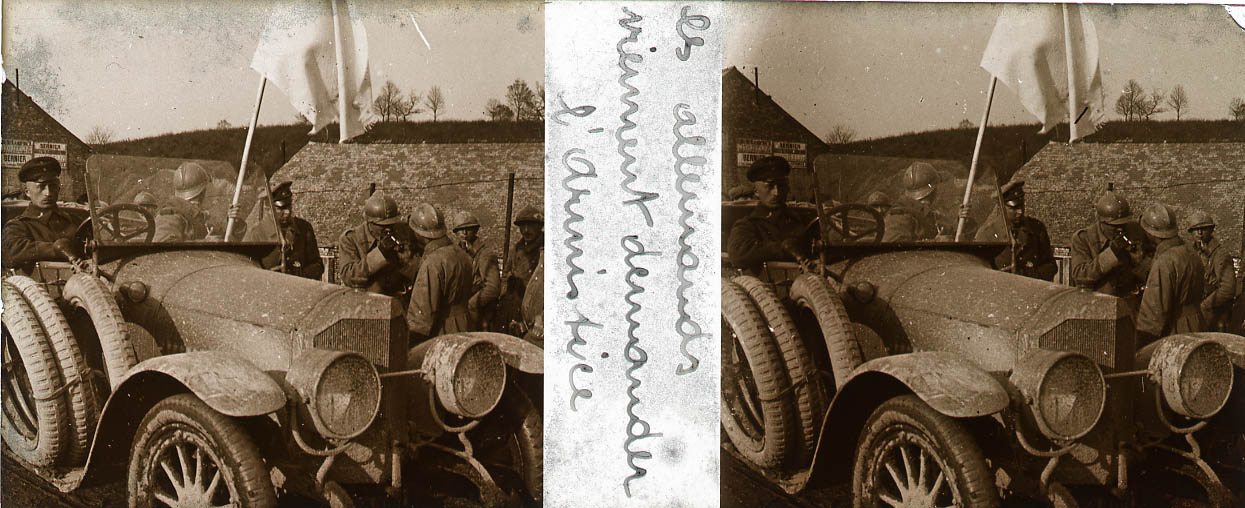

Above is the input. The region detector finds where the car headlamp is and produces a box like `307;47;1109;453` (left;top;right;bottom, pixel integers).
1010;350;1106;441
286;349;382;439
422;335;507;418
1148;336;1233;419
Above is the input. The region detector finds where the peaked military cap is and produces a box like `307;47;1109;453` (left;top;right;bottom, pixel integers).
19;157;62;183
747;156;791;183
271;181;294;207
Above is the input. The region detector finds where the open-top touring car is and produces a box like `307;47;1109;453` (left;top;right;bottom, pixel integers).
720;174;1243;507
2;160;543;507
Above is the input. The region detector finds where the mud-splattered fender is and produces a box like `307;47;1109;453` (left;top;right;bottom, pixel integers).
447;332;544;374
851;351;1009;417
69;352;287;490
801;352;1008;492
120;352;287;416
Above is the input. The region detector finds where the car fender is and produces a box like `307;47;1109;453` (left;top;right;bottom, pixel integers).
451;332;544;374
850;352;1009;418
122;352;287;417
801;352;1008;493
71;352;287;490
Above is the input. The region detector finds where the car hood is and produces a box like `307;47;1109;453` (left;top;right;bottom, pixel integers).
840;250;1132;371
112;250;401;370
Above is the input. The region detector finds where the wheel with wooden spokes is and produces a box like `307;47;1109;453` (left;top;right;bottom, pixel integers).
128;393;276;508
852;395;998;508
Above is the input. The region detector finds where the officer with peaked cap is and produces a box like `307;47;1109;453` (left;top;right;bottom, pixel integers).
975;180;1057;280
496;205;545;335
1068;185;1151;310
336;193;419;302
727;155;815;275
260;182;323;280
406;203;474;341
1185;210;1236;331
452;211;501;330
1135;203;1206;345
2;157;80;273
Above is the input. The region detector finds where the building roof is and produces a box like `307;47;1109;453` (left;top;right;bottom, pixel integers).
272;142;543;249
721;66;829;200
1016;142;1244;257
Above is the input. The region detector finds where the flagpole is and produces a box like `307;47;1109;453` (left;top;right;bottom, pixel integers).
331;0;350;143
955;76;997;241
224;76;267;241
1063;4;1078;143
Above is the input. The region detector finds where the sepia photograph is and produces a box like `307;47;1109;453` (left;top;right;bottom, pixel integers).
2;1;543;506
719;3;1244;508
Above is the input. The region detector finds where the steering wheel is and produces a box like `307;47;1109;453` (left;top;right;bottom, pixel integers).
807;203;886;245
90;203;157;244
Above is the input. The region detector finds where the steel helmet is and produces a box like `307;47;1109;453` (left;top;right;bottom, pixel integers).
1185;210;1215;231
1094;189;1132;225
173;162;210;201
1140;203;1178;239
514;205;543;226
133;191;158;207
452;211;481;231
363;194;402;225
866;191;892;208
902;162;938;200
410;203;447;239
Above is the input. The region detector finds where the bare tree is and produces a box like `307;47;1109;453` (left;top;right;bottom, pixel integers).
957;119;975;129
86;125;115;145
506;79;537;121
532;82;545;121
1139;89;1167;121
1231;98;1245;121
395;90;420;121
825;124;857;144
372;80;405;122
424;86;446;122
1114;80;1146;122
1166;85;1189;121
485;99;514;121
216;119;232;130
293;113;310;125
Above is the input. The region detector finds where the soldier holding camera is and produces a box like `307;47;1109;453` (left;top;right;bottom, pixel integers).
1069;187;1151;311
336;193;420;303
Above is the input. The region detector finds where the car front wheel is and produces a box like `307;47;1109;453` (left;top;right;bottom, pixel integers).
128;393;276;508
852;395;998;508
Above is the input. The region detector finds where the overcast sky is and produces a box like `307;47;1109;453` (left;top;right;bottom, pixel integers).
1;0;543;141
725;3;1245;140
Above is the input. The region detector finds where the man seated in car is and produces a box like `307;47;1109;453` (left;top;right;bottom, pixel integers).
2;157;80;273
154;162;243;242
727;155;816;275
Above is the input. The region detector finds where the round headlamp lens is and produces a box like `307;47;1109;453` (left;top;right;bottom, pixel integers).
1011;350;1106;441
423;335;507;418
288;350;382;439
1151;336;1233;419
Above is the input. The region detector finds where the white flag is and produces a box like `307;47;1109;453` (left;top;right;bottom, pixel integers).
252;0;373;141
981;4;1103;140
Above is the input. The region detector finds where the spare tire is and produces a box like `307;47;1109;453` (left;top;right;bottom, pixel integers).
2;278;69;468
63;273;139;391
733;275;826;465
7;275;97;465
790;274;863;391
721;277;797;469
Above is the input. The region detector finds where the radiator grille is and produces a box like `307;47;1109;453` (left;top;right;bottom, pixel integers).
1038;317;1134;369
314;318;404;369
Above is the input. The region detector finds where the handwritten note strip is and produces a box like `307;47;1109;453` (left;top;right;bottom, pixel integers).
546;2;722;506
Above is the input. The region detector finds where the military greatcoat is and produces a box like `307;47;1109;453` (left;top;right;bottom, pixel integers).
2;207;77;273
1137;236;1206;342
